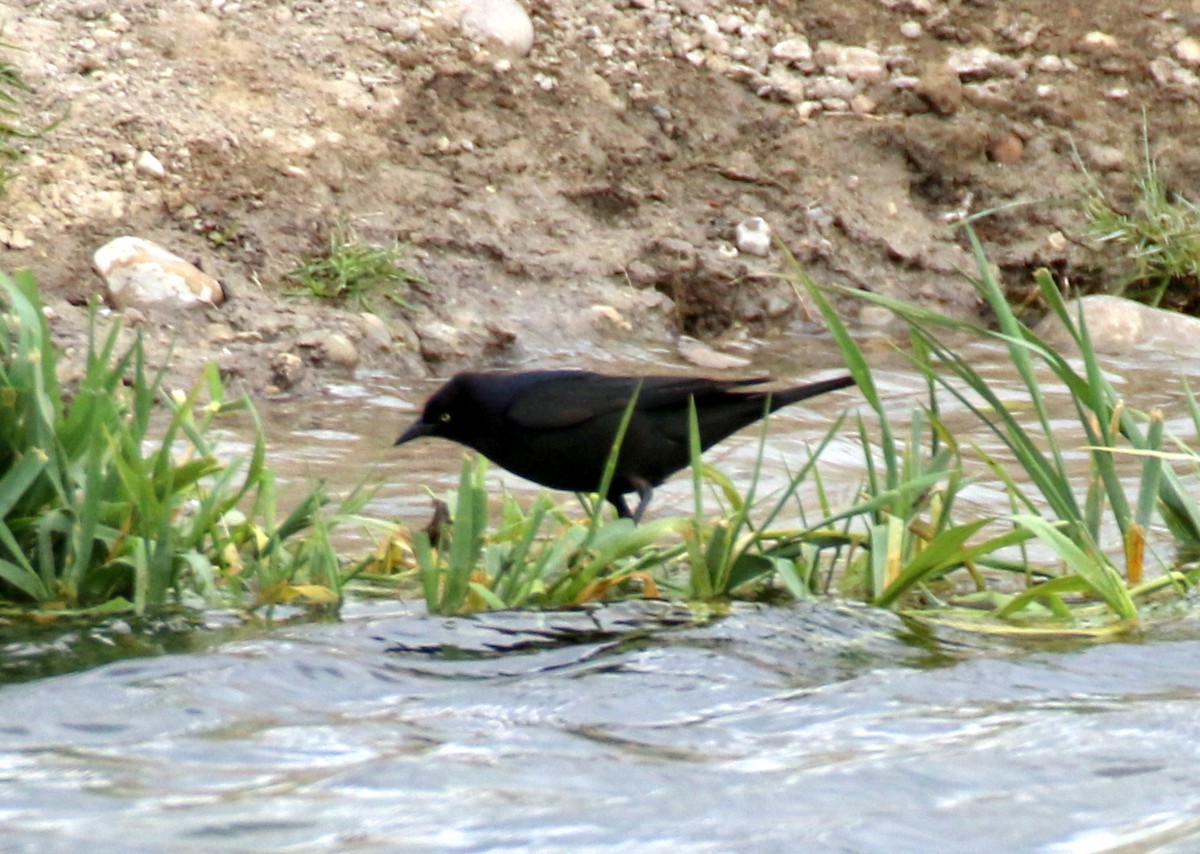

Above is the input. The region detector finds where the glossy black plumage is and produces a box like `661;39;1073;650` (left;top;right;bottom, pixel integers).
395;369;854;521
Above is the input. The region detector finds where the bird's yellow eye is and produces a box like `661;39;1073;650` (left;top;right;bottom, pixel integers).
439;412;451;423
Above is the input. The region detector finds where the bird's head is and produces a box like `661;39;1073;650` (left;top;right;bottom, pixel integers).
395;373;475;447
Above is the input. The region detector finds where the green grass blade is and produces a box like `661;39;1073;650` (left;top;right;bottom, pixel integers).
1009;514;1136;619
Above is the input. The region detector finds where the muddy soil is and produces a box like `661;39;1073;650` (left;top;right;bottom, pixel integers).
1;0;1198;395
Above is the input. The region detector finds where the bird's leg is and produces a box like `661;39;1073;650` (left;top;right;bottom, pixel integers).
609;493;633;519
629;478;654;524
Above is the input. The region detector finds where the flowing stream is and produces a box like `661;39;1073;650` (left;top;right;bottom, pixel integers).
4;335;1200;852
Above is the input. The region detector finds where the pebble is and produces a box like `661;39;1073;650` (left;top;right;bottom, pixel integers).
797;100;822;121
93;236;225;309
769;36;813;68
946;47;1024;79
298;330;359;367
805;75;856;101
590;304;632;331
0;226;33;250
269;351;306;391
989;133;1024;164
1082;142;1126;172
359;312;392;350
1150;56;1200;88
899;21;922;39
849;94;876;114
1082;31;1118;50
816;42;887;82
735;217;772;257
135;150;165;179
762;69;807;102
322;332;359;367
677;336;751;370
206;321;236;343
858;305;895;328
1175;36;1200;67
1034;54;1065;73
458;0;534;57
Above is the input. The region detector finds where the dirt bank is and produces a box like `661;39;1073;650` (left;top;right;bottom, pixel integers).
1;0;1197;394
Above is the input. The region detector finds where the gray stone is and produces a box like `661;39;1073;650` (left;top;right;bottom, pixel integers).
1035;295;1200;357
269;351;306;391
359;312;393;350
322;332;359;367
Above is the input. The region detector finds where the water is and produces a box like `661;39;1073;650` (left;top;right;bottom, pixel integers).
4;337;1200;852
6;602;1200;852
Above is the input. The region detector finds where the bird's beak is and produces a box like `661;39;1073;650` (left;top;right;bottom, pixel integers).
395;420;433;446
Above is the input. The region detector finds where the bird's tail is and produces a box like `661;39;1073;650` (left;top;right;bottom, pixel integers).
770;374;856;409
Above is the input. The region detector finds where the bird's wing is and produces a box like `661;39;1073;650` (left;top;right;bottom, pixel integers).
506;374;768;429
637;376;768;410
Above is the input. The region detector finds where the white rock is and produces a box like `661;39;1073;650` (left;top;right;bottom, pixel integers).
735;217;772;257
458;0;533;56
761;69;806;102
805;75;857;100
1175;36;1200;67
850;93;876;113
816;42;887;82
1034;54;1065;73
769;36;813;67
0;226;32;250
135;150;165;178
1083;31;1118;50
900;21;922;39
93;236;225;309
1150;56;1200;88
797;100;822;121
946;46;1024;79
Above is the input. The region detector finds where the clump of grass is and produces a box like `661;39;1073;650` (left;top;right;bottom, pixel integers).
286;222;424;310
796;224;1200;626
0;270;364;614
1080;131;1200;312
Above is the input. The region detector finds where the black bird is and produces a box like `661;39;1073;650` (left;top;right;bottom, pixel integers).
395;370;854;521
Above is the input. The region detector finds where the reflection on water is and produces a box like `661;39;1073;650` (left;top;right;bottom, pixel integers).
4;336;1200;851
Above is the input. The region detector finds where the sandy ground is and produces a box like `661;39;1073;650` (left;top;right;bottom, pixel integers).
1;0;1198;394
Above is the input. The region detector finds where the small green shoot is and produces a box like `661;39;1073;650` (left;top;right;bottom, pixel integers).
1080;129;1200;311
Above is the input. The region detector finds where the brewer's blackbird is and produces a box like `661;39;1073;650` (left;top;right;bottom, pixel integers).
395;369;854;521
